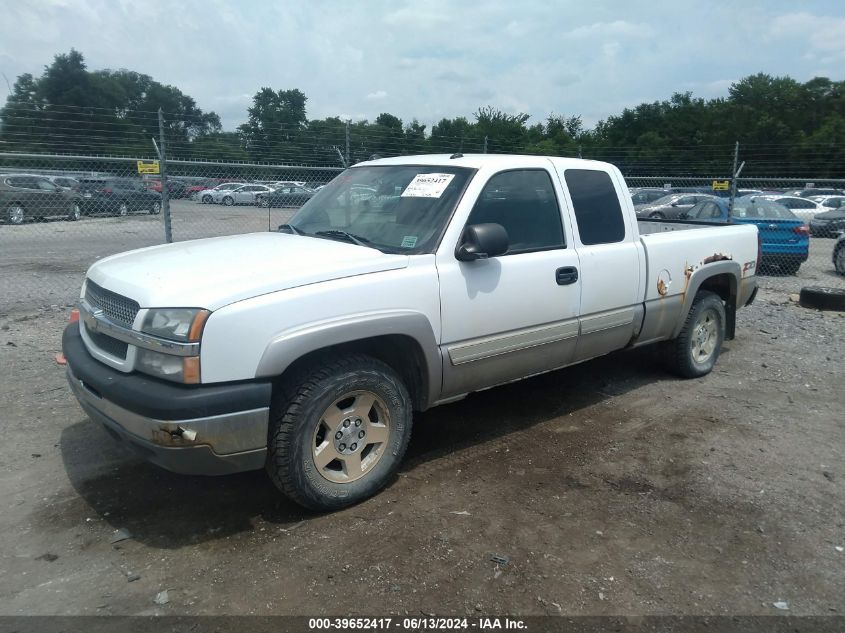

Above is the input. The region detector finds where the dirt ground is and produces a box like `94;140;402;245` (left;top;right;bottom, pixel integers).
0;234;843;617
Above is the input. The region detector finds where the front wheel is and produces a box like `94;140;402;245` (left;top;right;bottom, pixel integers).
222;196;234;206
266;354;413;511
202;195;212;204
151;201;161;215
835;246;845;276
667;290;725;378
117;202;129;217
648;212;665;219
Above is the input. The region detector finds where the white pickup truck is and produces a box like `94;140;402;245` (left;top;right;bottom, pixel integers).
63;154;759;510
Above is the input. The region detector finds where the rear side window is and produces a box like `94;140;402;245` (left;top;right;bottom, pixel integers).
564;169;626;245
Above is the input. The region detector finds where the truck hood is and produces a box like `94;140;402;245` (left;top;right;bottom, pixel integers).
86;233;409;310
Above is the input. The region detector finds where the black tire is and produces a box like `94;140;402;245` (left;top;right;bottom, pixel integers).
117;202;129;217
151;201;161;215
7;204;25;225
835;245;845;276
222;196;234;206
266;354;412;511
202;195;212;204
799;286;845;311
667;290;725;379
66;202;81;221
648;212;665;219
780;261;801;275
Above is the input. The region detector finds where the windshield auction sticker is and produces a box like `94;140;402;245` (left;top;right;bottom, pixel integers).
401;173;455;198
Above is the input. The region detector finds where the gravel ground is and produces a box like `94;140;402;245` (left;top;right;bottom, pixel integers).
0;210;843;616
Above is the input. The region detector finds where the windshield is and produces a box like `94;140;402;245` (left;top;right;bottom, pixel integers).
287;165;474;254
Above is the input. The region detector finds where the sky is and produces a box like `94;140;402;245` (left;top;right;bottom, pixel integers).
1;0;844;132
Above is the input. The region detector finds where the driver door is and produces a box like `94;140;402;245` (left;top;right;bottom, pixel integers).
436;168;581;399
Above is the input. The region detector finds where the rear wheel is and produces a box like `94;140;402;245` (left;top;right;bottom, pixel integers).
648;211;665;219
202;195;212;204
67;202;81;221
222;196;234;206
780;261;800;275
151;201;161;215
668;290;725;378
117;202;129;216
7;204;25;225
266;354;412;511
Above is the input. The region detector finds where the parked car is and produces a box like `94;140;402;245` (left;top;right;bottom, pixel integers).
683;196;809;274
756;195;823;221
797;188;843;198
637;193;716;219
62;153;759;510
78;178;162;216
809;207;845;237
47;175;81;192
212;184;274;206
630;187;670;209
808;195;845;210
1;174;83;224
184;179;227;199
256;185;316;208
833;233;845;276
195;182;243;204
145;178;188;198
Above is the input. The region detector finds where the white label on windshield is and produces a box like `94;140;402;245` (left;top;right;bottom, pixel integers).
401;173;455;198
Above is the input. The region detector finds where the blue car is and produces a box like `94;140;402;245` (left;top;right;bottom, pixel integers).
682;196;810;275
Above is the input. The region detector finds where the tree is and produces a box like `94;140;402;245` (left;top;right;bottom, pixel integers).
238;88;308;161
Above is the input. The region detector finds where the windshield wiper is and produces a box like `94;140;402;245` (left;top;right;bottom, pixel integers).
315;230;372;247
277;223;305;236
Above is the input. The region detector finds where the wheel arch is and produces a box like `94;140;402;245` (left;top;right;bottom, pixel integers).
255;312;441;411
673;262;741;340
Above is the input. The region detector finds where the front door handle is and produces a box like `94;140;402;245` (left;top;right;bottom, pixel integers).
556;266;578;285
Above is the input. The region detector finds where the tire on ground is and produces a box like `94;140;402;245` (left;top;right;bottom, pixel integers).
266;353;413;511
667;290;726;379
799;286;845;311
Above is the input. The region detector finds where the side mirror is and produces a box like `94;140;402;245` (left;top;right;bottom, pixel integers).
456;223;509;261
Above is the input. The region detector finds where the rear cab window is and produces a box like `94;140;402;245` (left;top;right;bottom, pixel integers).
564;169;626;245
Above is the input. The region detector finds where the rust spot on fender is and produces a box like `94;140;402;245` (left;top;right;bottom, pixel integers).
703;253;732;265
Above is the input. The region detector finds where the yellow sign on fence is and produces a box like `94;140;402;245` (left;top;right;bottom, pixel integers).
137;160;160;175
712;180;730;191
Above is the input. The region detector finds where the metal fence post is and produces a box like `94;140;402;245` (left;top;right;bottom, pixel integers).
158;108;173;243
483;136;488;153
728;141;739;220
345;119;350;167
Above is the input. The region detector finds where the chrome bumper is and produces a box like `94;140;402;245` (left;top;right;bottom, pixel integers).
66;366;269;475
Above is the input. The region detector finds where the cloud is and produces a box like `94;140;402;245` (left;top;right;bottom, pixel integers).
365;90;387;101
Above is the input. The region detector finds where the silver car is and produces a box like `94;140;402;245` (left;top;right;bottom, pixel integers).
195;182;243;204
213;184;274;206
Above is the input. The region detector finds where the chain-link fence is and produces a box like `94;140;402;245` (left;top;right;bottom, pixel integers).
2;150;844;312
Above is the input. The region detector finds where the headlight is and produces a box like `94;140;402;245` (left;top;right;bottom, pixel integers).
136;349;201;384
141;308;209;342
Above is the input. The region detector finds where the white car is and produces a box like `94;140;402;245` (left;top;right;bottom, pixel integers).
756;195;823;221
808;195;845;211
195;182;243;204
212;184;274;206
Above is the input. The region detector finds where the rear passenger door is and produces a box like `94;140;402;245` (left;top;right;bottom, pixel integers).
437;168;582;398
557;167;642;362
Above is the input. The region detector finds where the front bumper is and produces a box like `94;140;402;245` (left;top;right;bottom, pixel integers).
63;322;272;475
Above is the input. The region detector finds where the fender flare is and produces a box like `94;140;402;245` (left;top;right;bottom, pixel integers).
671;260;742;339
254;310;441;409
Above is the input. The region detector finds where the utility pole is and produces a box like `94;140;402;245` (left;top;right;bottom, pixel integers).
157;108;172;243
345;119;350;167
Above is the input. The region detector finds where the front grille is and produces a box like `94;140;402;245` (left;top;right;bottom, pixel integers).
84;280;140;328
84;322;128;359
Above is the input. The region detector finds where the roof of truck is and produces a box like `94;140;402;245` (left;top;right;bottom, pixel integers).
358;153;612;171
